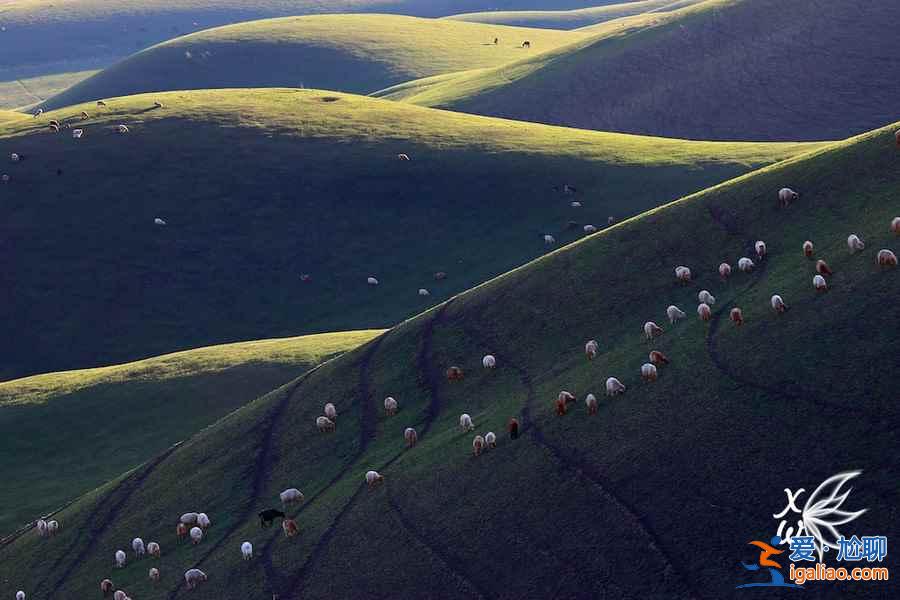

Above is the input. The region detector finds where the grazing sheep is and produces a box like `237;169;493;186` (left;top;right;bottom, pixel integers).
434;271;447;280
877;249;898;267
755;241;767;260
190;527;203;545
72;129;83;139
892;217;900;234
729;307;744;326
280;488;304;506
324;402;337;420
778;187;799;207
258;509;285;528
36;519;48;537
459;413;474;431
738;257;755;272
114;592;126;600
184;568;208;589
771;294;787;313
10;152;19;162
585;339;599;360
115;124;129;134
643;321;663;340
641;363;658;382
115;550;126;568
154;217;167;226
176;523;188;541
522;40;531;48
365;470;384;488
571;201;582;208
697;303;712;321
101;579;114;596
282;518;299;537
33;108;43;118
674;266;692;283
605;377;625;396
446;366;464;381
367;276;379;286
316;416;335;432
197;513;210;529
147;542;160;557
418;288;429;296
848;234;865;252
1;174;9;184
97;101;107;107
397;153;410;161
649;350;670;366
150;567;160;582
813;274;828;291
815;259;833;276
555;396;567;416
49;123;59;132
585;393;598;415
508;417;520;439
718;263;732;279
132;537;145;557
583;225;597;234
493;37;499;44
543;234;556;245
16;592;24;600
153;101;164;109
473;435;485;456
241;541;253;560
47;520;59;536
666;305;686;323
607;216;615;225
485;431;497;448
80;111;89;120
698;290;716;305
404;427;418;448
803;241;814;258
558;391;576;405
482;354;496;369
180;512;199;525
384;396;398;416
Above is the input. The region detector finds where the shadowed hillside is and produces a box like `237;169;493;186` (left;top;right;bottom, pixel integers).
1;121;896;599
0;88;814;380
0;330;380;536
36;15;587;110
390;0;900;141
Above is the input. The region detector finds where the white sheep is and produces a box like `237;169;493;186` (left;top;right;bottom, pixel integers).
367;276;379;285
366;470;384;487
485;431;497;448
397;153;410;161
459;413;474;432
36;519;48;537
16;592;24;600
892;217;900;235
583;225;597;233
280;488;304;506
697;303;711;321
10;153;19;162
184;568;207;589
115;550;126;568
46;520;59;536
719;263;732;279
180;512;199;525
197;513;210;529
585;339;599;360
543;234;556;245
641;363;658;382
813;274;827;291
241;541;253;560
384;396;398;416
190;527;203;544
698;290;716;305
316;415;335;432
570;201;582;208
847;234;865;252
418;288;429;296
1;174;10;184
666;305;686;323
132;537;145;557
778;187;799;207
755;240;767;259
803;241;814;257
605;377;625;396
771;294;787;313
72;129;83;139
116;124;129;134
877;249;897;267
324;403;337;420
482;354;496;369
643;321;663;340
33;108;43;118
404;427;418;447
147;541;160;557
738;257;755;272
585;393;598;415
113;591;127;600
149;567;160;581
154;217;167;226
674;266;692;283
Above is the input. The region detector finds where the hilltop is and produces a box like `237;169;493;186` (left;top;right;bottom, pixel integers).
0;88;814;380
0;330;380;536
388;0;900;141
1;120;896;599
36;15;586;110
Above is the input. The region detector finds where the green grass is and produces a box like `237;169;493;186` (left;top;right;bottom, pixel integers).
0;88;815;380
389;0;900;141
37;15;588;110
1;120;895;599
0;110;25;123
443;0;701;29
0;329;380;536
0;70;99;111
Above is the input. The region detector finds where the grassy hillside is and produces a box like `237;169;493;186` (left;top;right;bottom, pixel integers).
36;15;587;110
0;70;98;110
444;0;701;30
391;0;900;141
0;109;24;123
0;88;815;381
0;330;380;536
2;121;896;599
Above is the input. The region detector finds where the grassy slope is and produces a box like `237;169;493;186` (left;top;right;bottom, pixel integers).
37;15;587;110
443;0;700;30
0;70;98;110
391;0;900;141
0;330;380;536
0;88;815;380
0;109;24;123
2;121;896;599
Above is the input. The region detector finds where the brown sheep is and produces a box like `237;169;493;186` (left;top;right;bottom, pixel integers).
877;249;897;267
473;435;485;456
446;366;464;381
555;397;567;416
698;303;712;321
892;217;900;235
282;519;299;537
730;307;744;326
101;579;114;596
719;262;732;279
176;523;188;542
815;260;833;276
507;417;520;439
649;350;670;366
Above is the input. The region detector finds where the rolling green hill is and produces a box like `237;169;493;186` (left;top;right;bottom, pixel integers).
388;0;900;141
0;88;815;381
0;329;380;536
0;110;25;123
1;120;896;599
443;0;701;30
0;70;99;111
36;15;587;111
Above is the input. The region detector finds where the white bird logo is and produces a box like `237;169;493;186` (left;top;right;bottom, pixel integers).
772;471;867;561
